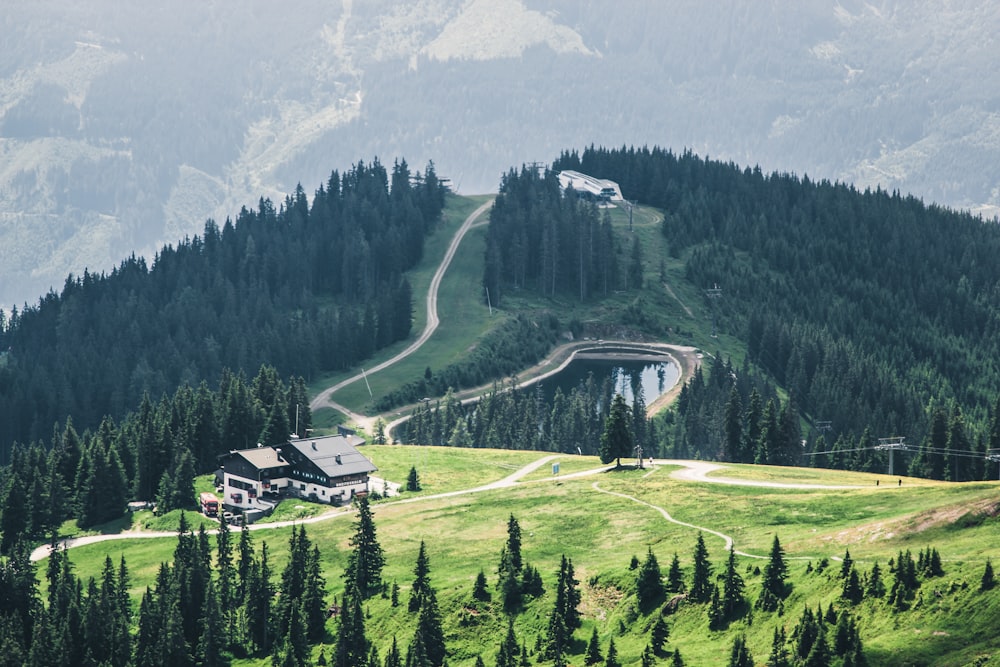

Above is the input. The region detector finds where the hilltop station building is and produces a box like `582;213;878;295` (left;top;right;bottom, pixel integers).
557;170;624;204
217;434;376;521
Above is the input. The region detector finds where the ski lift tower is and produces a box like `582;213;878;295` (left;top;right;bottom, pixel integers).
705;284;722;337
876;437;906;476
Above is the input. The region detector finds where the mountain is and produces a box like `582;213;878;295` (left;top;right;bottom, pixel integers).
3;0;1000;308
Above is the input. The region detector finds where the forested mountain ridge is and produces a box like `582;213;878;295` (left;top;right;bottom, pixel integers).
4;1;1000;308
0;159;446;461
551;146;1000;476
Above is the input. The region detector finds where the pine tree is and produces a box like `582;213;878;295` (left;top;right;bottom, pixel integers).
766;626;791;667
196;580;225;667
708;584;725;630
758;535;788;611
803;622;831;667
839;548;853;579
334;585;367;667
345;496;385;598
865;562;886;599
667;552;685;593
496;620;519;667
637;547;666;613
600;394;634;466
842;566;864;604
689;533;713;603
982;558;996;591
406;466;422;492
410;541;431;613
415;588;446;667
505;515;523;575
472;570;491;602
728;635;754;667
722;546;745;620
585;627;603;665
604;637;621;667
651;617;669;655
641;644;656;667
671;648;685;667
385;636;402;667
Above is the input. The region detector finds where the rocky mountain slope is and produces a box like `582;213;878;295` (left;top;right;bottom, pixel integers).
2;0;999;308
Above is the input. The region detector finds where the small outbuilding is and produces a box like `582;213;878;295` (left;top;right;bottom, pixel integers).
557;170;624;203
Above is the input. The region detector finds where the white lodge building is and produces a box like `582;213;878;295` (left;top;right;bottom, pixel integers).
218;434;376;516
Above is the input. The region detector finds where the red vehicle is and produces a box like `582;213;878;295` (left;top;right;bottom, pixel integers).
200;492;220;517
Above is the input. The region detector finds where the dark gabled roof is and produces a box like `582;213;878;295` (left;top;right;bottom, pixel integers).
283;435;376;478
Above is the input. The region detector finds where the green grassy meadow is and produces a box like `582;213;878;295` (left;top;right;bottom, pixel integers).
48;446;1000;666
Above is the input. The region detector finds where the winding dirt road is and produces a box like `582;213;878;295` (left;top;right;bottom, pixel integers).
308;198;495;431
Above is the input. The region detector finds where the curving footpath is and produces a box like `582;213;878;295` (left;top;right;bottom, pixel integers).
30;457;863;562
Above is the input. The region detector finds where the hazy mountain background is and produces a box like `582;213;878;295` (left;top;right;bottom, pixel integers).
3;0;999;310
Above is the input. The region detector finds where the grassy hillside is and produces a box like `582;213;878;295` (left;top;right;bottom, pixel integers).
52;446;1000;666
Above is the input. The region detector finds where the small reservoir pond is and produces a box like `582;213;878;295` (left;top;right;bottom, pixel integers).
534;351;680;406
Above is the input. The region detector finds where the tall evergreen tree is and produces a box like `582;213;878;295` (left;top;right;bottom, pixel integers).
637;547;666;613
409;541;432;613
689;533;714;603
721;545;745;620
600;394;634;466
345;496;385;599
728;635;754;667
758;535;788;612
333;585;367;667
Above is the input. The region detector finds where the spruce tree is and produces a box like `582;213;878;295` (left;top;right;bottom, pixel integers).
585;627;603;665
345;496;386;598
689;533;713;603
333;584;367;667
766;626;791;667
415;588;446;667
496;620;519;667
758;534;788;611
865;562;886;599
982;558;996;591
604;637;621;667
410;541;431;613
651;616;669;655
728;635;754;667
637;547;666;613
842;566;864;604
385;636;401;667
406;466;422;492
505;515;523;575
667;552;685;593
722;545;745;620
600;394;634;466
472;570;491;602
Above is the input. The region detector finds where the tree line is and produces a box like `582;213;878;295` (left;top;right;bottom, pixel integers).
0;158;445;460
553;145;1000;475
0;364;309;551
396;371;656;460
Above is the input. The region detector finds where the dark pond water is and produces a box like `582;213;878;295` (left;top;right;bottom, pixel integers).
533;355;680;406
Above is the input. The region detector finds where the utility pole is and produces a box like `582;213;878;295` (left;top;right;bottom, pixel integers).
705;284;722;337
876;436;906;476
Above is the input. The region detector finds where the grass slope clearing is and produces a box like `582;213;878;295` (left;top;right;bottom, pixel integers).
50;446;1000;667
